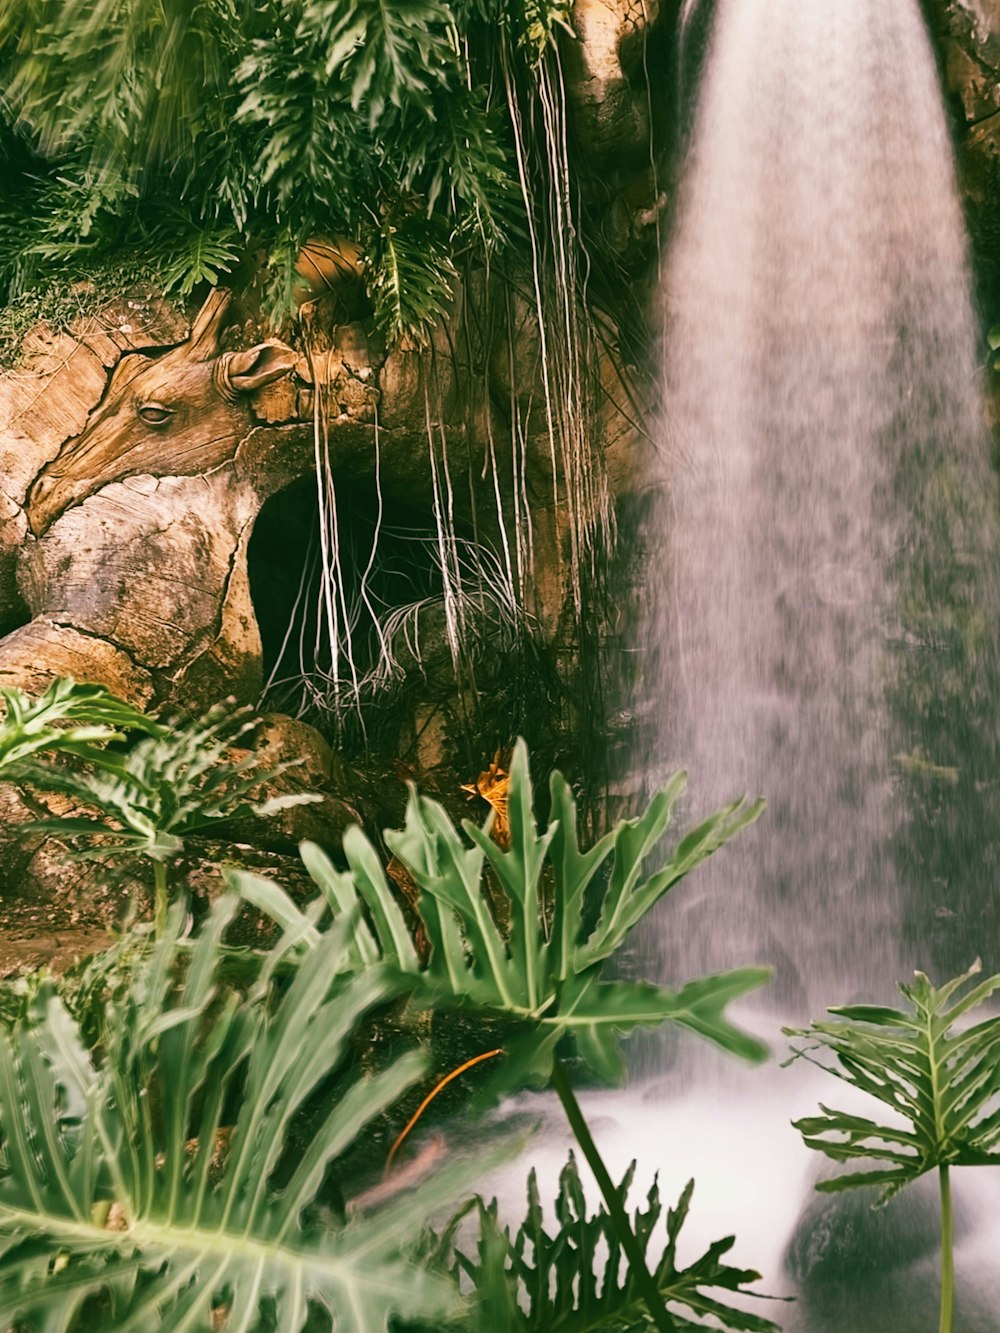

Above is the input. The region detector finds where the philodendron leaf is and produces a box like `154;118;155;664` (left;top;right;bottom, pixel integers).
9;697;322;871
786;959;1000;1200
0;898;473;1333
239;741;769;1101
386;739;769;1092
425;1153;781;1333
0;677;162;773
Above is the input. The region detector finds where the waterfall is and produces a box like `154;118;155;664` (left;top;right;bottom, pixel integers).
638;0;1000;1010
490;11;1000;1323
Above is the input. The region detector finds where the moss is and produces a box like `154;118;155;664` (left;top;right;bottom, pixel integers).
0;256;161;369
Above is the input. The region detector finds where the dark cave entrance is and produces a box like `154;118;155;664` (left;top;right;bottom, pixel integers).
247;475;452;745
248;473;557;767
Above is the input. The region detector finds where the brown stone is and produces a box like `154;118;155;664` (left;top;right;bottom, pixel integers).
564;0;652;167
0;618;154;703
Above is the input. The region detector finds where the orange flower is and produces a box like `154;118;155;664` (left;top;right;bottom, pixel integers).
461;751;511;847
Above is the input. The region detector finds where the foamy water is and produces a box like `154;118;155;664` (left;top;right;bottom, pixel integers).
485;1050;1000;1331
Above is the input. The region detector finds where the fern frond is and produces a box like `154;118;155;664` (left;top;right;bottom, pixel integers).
370;212;458;346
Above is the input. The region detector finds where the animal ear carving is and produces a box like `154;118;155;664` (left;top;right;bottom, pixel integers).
220;341;297;396
187;289;233;362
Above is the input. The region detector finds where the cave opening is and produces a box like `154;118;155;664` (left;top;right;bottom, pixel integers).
247;476;453;739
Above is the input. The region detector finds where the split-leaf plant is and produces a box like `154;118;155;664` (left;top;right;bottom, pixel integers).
5;695;320;937
0;678;161;772
786;961;1000;1333
412;1155;780;1333
234;738;773;1332
0;894;493;1332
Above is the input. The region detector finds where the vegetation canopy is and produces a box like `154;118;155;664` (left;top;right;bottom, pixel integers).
0;0;575;342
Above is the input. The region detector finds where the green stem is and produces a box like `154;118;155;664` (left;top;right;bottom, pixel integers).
153;860;169;939
550;1059;675;1333
939;1164;954;1333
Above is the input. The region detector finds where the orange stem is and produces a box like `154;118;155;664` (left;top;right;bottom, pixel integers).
385;1047;503;1175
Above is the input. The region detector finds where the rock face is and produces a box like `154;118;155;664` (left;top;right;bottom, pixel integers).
565;0;658;167
0;291;311;707
0;4;661;730
0;1;662;977
0;296;188;635
0;272;649;720
928;0;1000;307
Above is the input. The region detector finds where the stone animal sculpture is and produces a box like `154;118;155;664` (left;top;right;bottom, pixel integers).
292;235;366;314
27;290;295;536
0;290;311;707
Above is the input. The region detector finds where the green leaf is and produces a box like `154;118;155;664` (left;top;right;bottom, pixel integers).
225;869;323;950
239;740;769;1098
10;697;321;880
787;963;1000;1200
302;0;456;124
154;215;241;296
0;678;160;774
0;899;474;1332
427;1154;781;1332
369;212;458;346
342;828;421;973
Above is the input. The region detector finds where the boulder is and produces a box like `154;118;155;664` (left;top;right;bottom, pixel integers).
785;1167;971;1284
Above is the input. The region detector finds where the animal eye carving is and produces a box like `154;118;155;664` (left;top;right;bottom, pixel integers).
138;403;173;426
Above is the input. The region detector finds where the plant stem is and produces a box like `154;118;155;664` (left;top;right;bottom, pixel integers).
939;1164;954;1333
550;1058;675;1333
153;861;169;939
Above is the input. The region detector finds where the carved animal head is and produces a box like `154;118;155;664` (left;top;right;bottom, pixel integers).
27;291;296;536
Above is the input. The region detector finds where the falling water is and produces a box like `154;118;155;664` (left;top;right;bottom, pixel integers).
490;5;1000;1323
638;0;1000;1009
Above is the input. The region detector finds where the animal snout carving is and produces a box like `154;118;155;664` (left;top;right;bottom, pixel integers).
26;290;296;536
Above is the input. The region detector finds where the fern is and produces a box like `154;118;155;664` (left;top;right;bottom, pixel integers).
235;16;368;221
6;696;320;934
151;213;242;296
371;213;460;346
302;0;456;123
9;698;317;865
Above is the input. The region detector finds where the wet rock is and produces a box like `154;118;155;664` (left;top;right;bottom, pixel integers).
927;0;1000;306
785;1168;970;1283
564;0;654;168
222;712;363;852
182;839;320;947
935;1;1000;122
254;712;337;780
0;618;155;705
0;929;117;980
0;298;187;634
